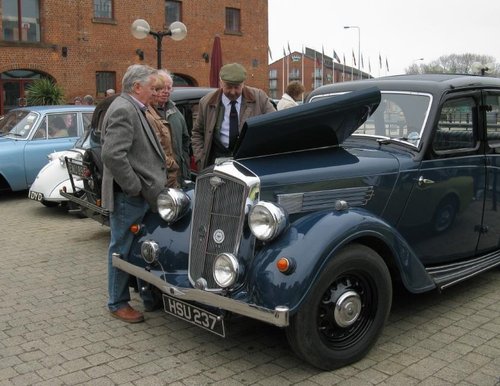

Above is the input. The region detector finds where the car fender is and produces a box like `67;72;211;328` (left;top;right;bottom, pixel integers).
128;191;194;287
0;140;28;190
245;208;436;313
30;156;78;200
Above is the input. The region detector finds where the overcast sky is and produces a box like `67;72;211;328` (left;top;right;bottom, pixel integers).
268;0;500;76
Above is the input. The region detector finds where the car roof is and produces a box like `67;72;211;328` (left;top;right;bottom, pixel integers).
308;74;500;100
171;87;216;101
9;105;95;113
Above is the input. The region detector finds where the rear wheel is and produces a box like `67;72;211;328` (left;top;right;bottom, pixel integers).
286;244;392;370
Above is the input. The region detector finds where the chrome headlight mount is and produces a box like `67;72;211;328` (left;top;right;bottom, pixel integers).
248;201;288;241
157;188;190;224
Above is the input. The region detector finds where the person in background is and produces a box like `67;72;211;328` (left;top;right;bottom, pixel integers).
105;89;116;97
156;69;191;185
146;74;180;189
83;94;94;105
101;64;167;323
277;81;305;111
18;97;27;107
191;62;275;170
73;96;82;105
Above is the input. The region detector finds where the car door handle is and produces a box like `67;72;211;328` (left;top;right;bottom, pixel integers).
418;176;435;187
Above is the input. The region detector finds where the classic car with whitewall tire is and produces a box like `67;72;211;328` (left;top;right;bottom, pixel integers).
112;75;500;370
60;87;215;224
0;105;94;193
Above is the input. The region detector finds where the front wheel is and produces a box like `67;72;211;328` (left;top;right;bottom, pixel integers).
286;244;392;370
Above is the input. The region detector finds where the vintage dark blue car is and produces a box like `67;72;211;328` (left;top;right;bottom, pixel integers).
113;74;500;370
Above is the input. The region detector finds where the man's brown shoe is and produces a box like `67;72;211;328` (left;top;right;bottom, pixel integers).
110;304;144;323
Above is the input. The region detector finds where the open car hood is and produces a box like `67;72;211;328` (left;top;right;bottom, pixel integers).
234;87;380;159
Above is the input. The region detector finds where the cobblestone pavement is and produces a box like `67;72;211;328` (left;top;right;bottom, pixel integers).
1;191;499;386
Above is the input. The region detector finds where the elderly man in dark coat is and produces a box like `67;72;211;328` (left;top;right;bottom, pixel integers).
191;63;275;170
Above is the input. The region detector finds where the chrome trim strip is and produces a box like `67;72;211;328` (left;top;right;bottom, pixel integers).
112;254;289;327
426;250;500;289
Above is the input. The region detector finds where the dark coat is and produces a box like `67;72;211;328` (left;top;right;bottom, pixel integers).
101;93;166;212
191;85;276;170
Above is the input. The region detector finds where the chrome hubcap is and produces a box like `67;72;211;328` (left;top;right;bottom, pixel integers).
334;290;362;327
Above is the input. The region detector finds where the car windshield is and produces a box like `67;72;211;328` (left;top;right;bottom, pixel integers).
311;91;432;147
0;111;39;139
0;110;34;137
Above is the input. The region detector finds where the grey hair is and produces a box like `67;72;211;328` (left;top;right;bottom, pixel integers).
122;64;157;93
158;69;173;82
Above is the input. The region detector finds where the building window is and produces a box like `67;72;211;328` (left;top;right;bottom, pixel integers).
225;8;241;34
269;69;277;79
289;68;300;80
94;0;113;19
165;1;182;26
2;0;40;42
96;72;116;97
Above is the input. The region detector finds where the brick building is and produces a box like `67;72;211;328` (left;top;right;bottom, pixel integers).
0;0;269;114
268;47;370;100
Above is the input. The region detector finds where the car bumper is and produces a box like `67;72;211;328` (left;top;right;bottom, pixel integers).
112;253;290;328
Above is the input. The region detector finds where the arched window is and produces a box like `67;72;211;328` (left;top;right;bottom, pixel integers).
0;69;51;115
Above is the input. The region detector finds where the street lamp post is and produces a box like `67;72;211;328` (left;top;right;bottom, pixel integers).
131;19;187;69
344;25;360;72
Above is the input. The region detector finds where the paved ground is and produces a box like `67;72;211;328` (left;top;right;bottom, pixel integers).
0;191;499;386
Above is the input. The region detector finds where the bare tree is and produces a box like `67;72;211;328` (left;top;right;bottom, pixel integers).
405;53;499;76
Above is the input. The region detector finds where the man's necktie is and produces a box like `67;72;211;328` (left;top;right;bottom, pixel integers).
229;100;238;149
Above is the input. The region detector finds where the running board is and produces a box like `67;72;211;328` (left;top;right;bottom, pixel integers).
426;250;500;290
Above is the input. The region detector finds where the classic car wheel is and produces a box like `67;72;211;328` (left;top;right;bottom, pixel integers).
286;244;392;370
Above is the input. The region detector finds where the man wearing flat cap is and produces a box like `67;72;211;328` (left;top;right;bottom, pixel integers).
192;62;276;170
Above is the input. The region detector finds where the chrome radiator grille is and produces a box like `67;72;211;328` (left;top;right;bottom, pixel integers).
189;172;248;289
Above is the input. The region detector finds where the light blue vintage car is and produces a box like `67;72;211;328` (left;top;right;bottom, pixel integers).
0;105;94;192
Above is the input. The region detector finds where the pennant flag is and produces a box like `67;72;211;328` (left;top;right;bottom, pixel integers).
369;58;372;73
333;50;340;63
361;54;364;69
386;57;389;72
352;49;356;67
379;53;382;69
268;45;273;61
316;50;321;66
343;53;346;65
322;45;325;61
283;47;286;58
287;42;291;55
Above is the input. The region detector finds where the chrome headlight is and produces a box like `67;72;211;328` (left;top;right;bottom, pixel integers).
213;253;239;288
141;240;160;264
248;201;287;241
157;188;190;224
58;155;67;167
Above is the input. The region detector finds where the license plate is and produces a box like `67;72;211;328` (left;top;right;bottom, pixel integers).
29;191;43;201
163;294;225;337
67;162;86;177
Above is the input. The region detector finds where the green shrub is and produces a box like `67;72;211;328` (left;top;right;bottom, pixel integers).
26;78;65;106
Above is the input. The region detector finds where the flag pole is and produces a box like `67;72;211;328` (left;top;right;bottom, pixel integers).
282;47;286;96
301;45;305;88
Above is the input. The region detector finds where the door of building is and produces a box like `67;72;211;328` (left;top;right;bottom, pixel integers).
0;70;46;115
